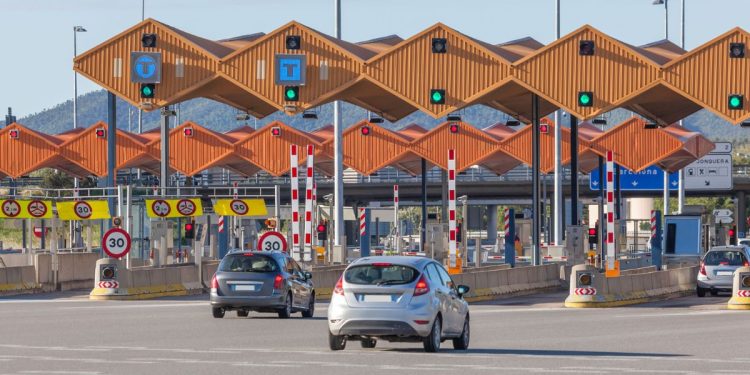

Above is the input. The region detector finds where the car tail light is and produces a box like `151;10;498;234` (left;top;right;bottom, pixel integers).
744;261;749;267
699;262;707;276
273;274;283;290
414;275;430;296
372;262;392;267
414;320;430;325
720;261;729;266
211;274;219;289
334;276;344;295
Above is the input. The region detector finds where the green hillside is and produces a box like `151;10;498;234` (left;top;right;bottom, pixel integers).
2;89;748;141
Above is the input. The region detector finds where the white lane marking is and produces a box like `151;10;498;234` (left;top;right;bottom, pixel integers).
0;355;154;365
0;299;91;304
563;366;698;374
472;307;569;314
614;310;733;318
128;357;300;368
58;302;207;310
0;345;109;352
19;371;103;374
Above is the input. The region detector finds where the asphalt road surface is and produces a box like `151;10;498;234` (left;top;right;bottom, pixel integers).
0;291;746;375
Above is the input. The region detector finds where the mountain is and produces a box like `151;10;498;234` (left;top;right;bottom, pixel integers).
2;89;748;142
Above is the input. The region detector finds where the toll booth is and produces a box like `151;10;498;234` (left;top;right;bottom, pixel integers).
150;221;175;267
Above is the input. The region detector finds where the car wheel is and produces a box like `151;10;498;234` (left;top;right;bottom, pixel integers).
212;307;225;319
237;309;249;318
697;286;706;297
302;294;315;318
423;316;442;353
329;331;347;351
278;293;293;319
361;338;377;348
710;290;719;297
452;316;470;350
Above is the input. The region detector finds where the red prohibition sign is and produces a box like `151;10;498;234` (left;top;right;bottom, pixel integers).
73;201;93;219
230;199;249;216
1;200;21;217
151;200;171;217
176;199;196;216
257;231;288;253
102;228;132;259
27;200;48;218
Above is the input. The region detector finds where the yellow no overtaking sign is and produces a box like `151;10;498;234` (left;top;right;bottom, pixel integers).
0;199;54;219
145;198;203;218
57;200;112;220
213;199;268;216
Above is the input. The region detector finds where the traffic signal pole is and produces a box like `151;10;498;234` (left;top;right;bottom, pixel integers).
160;107;171;196
332;0;345;249
570;114;579;226
531;94;541;266
107;92;117;218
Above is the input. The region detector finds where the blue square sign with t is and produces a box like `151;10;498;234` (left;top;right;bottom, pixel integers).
274;54;306;85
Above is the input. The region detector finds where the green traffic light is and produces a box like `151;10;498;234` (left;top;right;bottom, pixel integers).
432;91;442;102
286;89;296;99
284;86;299;101
729;95;743;110
430;89;445;104
140;84;155;98
142;86;152;96
578;91;593;107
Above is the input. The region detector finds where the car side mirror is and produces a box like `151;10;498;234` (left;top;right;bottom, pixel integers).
304;271;313;281
457;285;470;296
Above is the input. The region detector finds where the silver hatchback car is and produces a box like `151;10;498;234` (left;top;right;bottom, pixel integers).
210;251;315;319
327;256;470;352
697;246;750;297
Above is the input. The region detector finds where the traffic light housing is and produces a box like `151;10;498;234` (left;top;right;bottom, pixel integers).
141;33;157;48
588;227;598;249
431;38;447;53
184;221;195;240
95;128;106;139
579;40;595;56
8;129;19;140
449;123;459;134
140;83;155;98
111;216;122;228
456;221;463;243
729;225;737;244
578;91;593;107
430;89;445;104
360;125;371;136
183;127;194;137
539;123;549;134
317;220;328;241
271;127;281;136
285;35;301;50
729;94;744;110
100;265;116;280
284;86;299;101
730;42;745;58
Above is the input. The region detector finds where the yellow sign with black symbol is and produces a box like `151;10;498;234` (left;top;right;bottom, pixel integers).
0;199;55;219
145;198;203;218
213;199;267;216
57;200;111;220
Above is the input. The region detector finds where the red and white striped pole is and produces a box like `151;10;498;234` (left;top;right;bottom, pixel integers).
448;149;457;268
606;151;615;272
394;185;400;252
503;208;510;238
290;145;301;261
218;216;225;234
303;145;314;262
359;207;366;238
650;210;657;239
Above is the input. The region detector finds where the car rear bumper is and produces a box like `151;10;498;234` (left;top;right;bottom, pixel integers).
328;302;435;337
697;279;733;290
336;320;421;336
210;292;286;310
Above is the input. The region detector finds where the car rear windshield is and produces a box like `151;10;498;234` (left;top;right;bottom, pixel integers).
344;264;419;285
704;251;747;266
218;254;279;273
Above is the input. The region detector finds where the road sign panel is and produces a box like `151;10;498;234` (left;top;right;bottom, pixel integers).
73;201;93;219
130;52;162;83
57;200;111;220
683;154;733;190
176;199;197;216
229;199;249;215
213;199;268;217
27;200;48;218
713;209;733;218
102;228;131;259
1;200;21;217
590;165;678;191
711;142;732;154
274;54;306;85
257;231;288;252
145;198;203;218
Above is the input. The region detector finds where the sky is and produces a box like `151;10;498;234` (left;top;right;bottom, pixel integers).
2;0;750;118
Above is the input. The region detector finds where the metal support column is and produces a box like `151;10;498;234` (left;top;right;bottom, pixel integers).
421;158;427;253
553;0;562;246
662;169;671;251
332;0;344;247
531;94;541;266
360;208;370;257
107;92;117;217
160;107;171;195
441;170;448;222
738;191;747;239
504;208;516;268
598;156;605;264
615;164;622;220
650;210;663;270
569;114;579;226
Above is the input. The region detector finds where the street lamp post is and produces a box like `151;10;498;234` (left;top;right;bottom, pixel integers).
73;26;86;131
653;0;668;40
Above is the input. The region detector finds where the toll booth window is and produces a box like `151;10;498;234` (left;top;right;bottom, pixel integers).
219;254;279;273
344;265;418;285
704;251;747;266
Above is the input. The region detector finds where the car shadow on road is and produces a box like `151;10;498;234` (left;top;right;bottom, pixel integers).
242;316;327;321
383;348;688;357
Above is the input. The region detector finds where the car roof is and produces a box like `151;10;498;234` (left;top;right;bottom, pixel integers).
225;250;286;258
349;256;434;268
708;246;748;252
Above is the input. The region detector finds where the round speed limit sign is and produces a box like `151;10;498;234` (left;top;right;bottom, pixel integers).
102;228;132;259
257;231;288;253
230;199;249;216
73;201;93;219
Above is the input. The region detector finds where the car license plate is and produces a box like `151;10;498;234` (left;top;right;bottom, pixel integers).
364;294;392;302
716;271;734;276
233;285;257;291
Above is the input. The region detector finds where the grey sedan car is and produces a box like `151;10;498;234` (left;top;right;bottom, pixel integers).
697;246;750;296
327;256;470;352
210;251;315;319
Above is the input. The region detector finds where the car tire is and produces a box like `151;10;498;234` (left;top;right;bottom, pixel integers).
212;307;225;319
278;293;293;319
361;338;377;348
302;293;315;318
329;331;347;351
423;316;442;353
237;309;249;318
697;286;706;297
710;290;719;297
452;316;470;350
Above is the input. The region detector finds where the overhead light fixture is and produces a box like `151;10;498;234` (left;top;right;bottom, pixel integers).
446;113;461;122
505;118;521;126
592;118;607;125
236;113;251;121
644;122;658;129
368;112;384;124
302;110;318;119
741;122;750;128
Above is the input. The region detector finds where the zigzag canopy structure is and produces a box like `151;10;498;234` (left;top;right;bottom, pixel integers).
74;19;750;125
0;119;713;179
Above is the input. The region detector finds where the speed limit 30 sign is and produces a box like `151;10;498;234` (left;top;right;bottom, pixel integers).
73;201;93;219
102;228;132;259
257;231;288;253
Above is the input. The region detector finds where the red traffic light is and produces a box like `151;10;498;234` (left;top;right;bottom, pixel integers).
185;223;194;231
271;127;281;137
360;125;371;136
729;228;736;237
183;127;194;137
539;124;549;134
317;223;326;233
95;128;106;138
9;129;19;139
449;123;459;133
588;228;597;236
